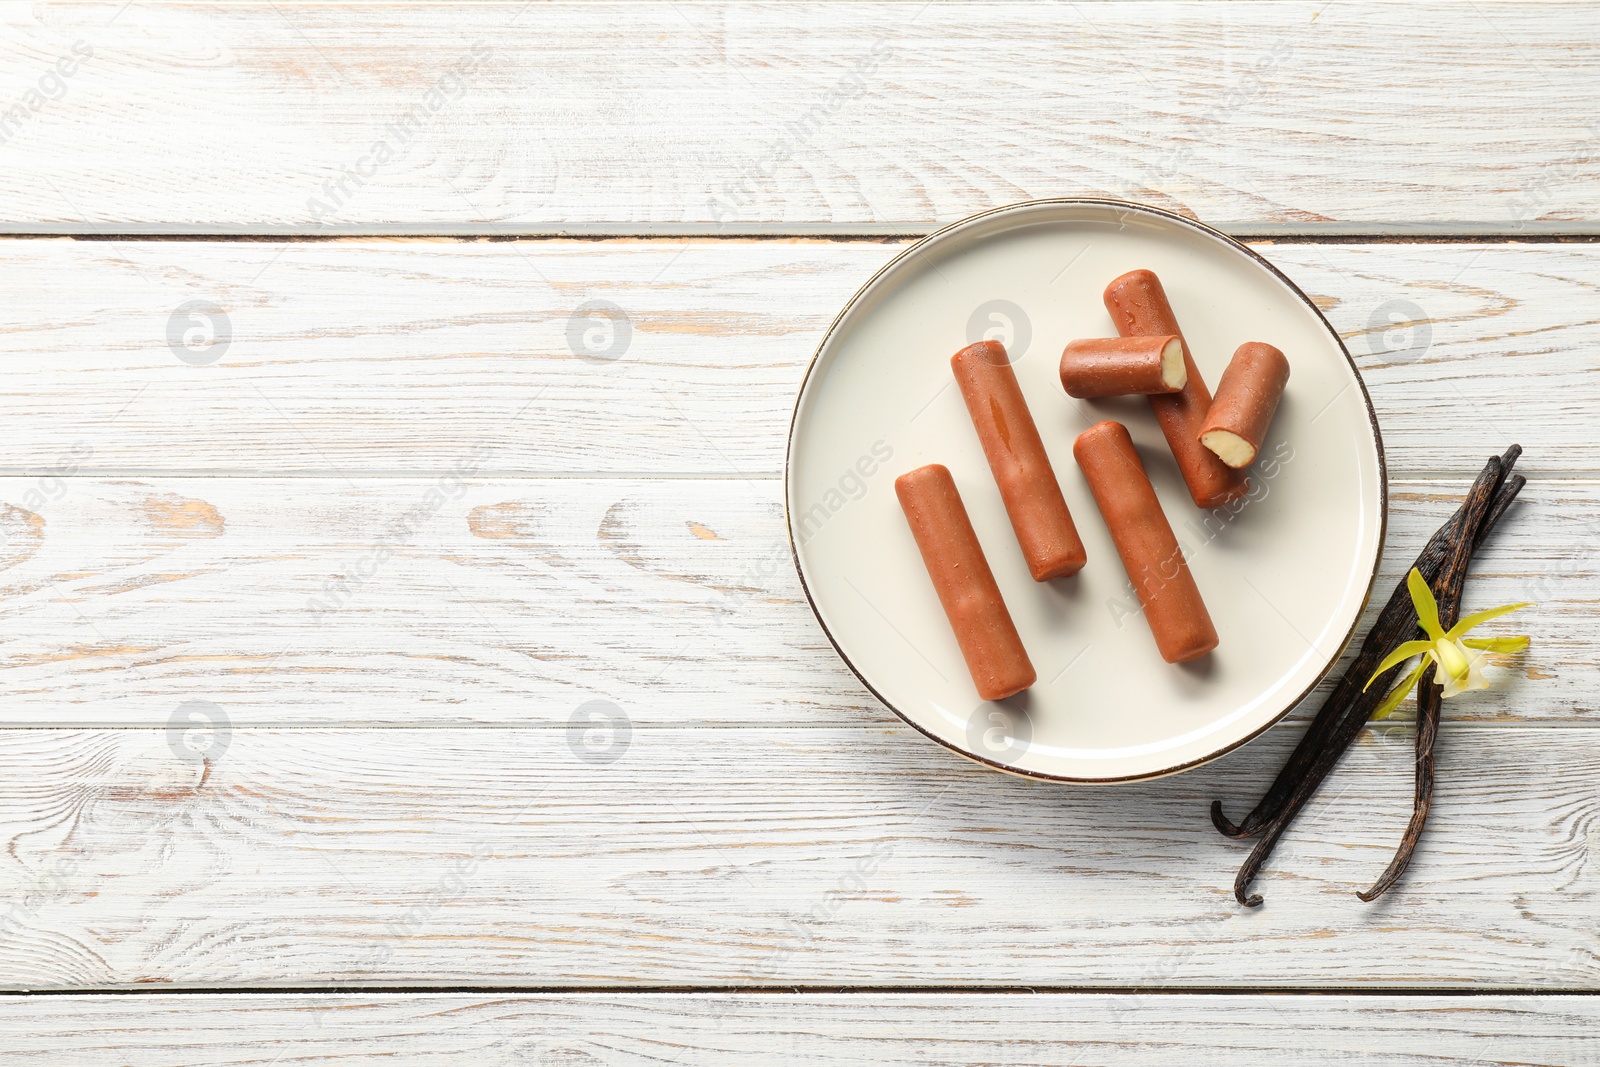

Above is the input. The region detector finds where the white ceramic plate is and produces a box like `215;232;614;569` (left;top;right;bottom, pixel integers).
786;199;1386;783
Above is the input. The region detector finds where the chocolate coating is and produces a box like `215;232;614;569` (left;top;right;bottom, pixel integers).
1102;270;1249;508
1059;335;1186;398
1200;341;1291;468
895;464;1037;700
951;340;1087;580
1072;421;1219;664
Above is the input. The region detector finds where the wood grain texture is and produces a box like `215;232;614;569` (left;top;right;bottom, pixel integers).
1;993;1596;1065
2;3;1598;234
0;724;1594;989
0;239;1595;476
0;474;1578;727
2;0;1593;1032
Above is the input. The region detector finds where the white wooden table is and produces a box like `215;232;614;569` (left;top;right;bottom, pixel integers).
0;3;1596;1062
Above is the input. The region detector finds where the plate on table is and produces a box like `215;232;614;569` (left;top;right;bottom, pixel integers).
785;199;1386;783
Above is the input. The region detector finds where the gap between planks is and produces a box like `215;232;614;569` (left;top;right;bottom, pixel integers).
16;232;1600;243
2;984;1599;996
8;471;1600;481
0;721;1597;731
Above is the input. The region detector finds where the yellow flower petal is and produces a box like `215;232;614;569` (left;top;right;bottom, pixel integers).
1439;643;1490;698
1372;659;1429;721
1364;639;1435;691
1434;636;1472;681
1447;600;1533;640
1462;635;1531;653
1407;568;1445;640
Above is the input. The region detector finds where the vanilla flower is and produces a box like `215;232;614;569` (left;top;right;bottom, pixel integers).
1365;568;1531;719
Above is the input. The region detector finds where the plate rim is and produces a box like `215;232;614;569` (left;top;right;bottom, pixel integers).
784;197;1389;784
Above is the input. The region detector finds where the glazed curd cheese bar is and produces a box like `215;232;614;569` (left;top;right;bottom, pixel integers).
1200;341;1291;469
1059;335;1186;398
1102;269;1249;509
895;463;1037;700
1072;420;1219;664
951;340;1088;581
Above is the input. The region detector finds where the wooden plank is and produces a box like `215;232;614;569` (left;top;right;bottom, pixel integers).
0;239;1595;476
0;724;1593;989
0;474;1579;727
1;992;1596;1065
2;4;1598;234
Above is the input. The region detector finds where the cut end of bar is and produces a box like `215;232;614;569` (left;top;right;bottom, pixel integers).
1200;429;1257;469
1158;337;1187;391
